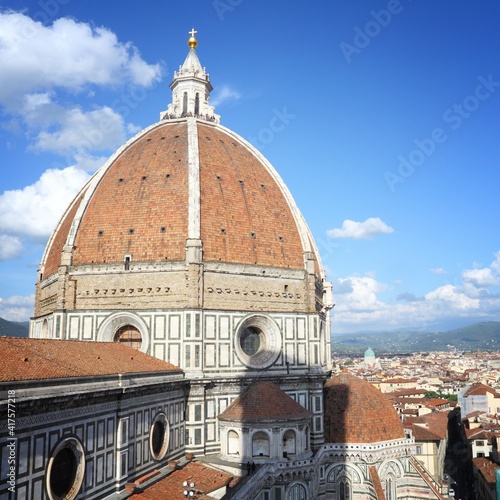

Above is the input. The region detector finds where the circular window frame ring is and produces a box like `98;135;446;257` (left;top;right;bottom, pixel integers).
97;312;150;354
46;436;85;500
235;315;281;369
149;412;170;461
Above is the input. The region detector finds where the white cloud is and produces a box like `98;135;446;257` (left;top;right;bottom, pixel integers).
333;275;388;312
327;217;394;240
30;102;130;156
431;267;448;275
0;295;34;322
331;252;500;333
0;12;163;111
462;252;500;288
424;285;480;310
0;235;23;260
0;12;157;250
210;84;241;107
0;166;90;241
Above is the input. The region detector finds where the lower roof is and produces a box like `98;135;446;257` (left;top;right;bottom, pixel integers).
0;337;181;382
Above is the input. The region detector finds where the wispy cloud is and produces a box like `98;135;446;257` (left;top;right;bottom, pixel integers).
327;217;394;240
431;267;448;275
210;84;241;107
0;235;23;260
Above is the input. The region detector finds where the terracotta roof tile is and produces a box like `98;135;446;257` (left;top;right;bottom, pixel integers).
73;123;189;265
131;461;234;500
198;124;304;269
472;457;500;484
218;381;312;422
368;466;386;500
409;412;448;441
0;337;181;382
45;120;314;273
464;383;500;398
324;373;405;444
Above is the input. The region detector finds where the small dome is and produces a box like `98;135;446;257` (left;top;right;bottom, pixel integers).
218;381;312;423
364;347;375;358
323;373;404;443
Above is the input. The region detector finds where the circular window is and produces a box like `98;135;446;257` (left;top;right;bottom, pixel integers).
114;325;142;350
150;413;170;460
240;326;265;356
46;437;85;500
235;315;281;369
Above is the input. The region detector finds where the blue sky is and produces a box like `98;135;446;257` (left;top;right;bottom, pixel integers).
0;0;499;334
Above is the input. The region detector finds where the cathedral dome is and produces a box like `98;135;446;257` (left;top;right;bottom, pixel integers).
42;119;312;275
323;373;405;444
34;32;330;320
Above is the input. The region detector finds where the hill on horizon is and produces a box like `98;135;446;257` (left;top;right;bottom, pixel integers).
332;321;500;355
0;317;29;338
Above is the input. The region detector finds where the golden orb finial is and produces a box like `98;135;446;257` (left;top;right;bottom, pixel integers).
188;28;198;49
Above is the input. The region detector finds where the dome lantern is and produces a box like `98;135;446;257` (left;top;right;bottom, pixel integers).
161;29;220;123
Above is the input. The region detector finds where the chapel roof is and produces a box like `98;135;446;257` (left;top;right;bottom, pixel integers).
218;381;312;422
324;373;405;444
0;337;181;382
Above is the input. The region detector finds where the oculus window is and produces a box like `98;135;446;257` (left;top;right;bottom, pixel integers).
235;315;281;369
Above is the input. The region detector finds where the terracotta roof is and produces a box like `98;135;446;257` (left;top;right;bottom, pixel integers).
131;462;234;500
472;457;499;485
465;428;493;441
411;425;442;441
218;381;312;422
0;337;181;382
424;399;450;407
381;378;416;384
408;411;448;441
464;383;500;398
324;373;405;444
42;120;315;275
368;466;386;500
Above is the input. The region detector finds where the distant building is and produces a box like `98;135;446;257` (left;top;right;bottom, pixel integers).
458;383;500;417
363;347;381;370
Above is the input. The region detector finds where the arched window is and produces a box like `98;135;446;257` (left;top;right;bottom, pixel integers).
195;92;200;115
385;476;395;500
227;430;239;456
282;430;296;457
252;432;270;457
42;318;50;339
182;92;188;115
337;480;351;500
287;483;307;500
114;325;142;350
